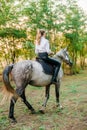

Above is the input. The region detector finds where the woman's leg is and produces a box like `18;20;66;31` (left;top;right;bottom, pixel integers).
38;53;61;83
45;57;61;83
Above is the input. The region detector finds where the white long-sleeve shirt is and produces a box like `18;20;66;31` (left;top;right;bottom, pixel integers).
35;37;51;54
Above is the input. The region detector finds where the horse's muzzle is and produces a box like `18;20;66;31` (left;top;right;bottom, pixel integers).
66;59;73;66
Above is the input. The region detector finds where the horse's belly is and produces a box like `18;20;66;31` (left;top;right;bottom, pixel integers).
30;74;51;86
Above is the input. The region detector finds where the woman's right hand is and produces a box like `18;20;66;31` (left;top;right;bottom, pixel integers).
49;51;54;56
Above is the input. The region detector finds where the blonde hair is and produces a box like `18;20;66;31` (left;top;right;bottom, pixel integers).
35;29;45;45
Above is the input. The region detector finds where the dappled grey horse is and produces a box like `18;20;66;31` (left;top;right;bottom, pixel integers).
2;48;72;123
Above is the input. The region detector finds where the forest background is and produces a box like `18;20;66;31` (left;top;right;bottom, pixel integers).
0;0;87;74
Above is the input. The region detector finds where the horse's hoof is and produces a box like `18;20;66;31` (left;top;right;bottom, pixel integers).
59;105;63;109
57;104;63;109
31;110;36;114
39;106;45;114
39;110;45;114
9;117;17;123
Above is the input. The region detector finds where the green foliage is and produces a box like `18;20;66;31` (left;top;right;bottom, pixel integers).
23;0;59;31
63;0;87;72
21;126;32;130
69;85;78;94
0;0;18;26
22;41;35;59
0;0;87;72
0;28;27;38
39;126;45;130
0;116;9;129
23;41;35;49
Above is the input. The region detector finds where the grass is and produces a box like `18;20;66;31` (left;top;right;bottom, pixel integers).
0;70;87;130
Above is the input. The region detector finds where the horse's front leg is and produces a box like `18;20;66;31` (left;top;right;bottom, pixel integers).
55;81;63;109
39;84;50;113
43;84;50;107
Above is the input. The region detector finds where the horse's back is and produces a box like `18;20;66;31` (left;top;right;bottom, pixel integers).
11;60;33;86
12;60;32;73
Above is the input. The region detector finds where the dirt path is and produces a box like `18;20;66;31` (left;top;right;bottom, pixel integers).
0;70;87;130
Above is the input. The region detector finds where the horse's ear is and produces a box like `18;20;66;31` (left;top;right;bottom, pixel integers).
64;47;68;51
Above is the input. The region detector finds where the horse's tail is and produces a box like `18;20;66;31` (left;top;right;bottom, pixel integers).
1;64;17;105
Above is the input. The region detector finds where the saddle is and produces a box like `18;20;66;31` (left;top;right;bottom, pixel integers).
36;57;55;75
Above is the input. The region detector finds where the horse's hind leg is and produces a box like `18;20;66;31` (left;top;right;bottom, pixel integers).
39;85;50;113
20;90;35;114
9;94;18;123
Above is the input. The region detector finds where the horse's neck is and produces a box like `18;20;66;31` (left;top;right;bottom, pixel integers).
53;55;63;64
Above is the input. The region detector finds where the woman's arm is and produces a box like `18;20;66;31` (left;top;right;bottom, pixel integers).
46;40;54;55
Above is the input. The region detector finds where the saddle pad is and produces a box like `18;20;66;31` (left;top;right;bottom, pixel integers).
36;58;54;75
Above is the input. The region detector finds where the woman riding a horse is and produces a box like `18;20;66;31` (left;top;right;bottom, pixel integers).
35;29;61;83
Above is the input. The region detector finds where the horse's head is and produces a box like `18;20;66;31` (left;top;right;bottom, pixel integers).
55;47;73;66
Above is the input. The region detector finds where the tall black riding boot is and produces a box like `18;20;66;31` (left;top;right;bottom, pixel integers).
51;66;60;83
